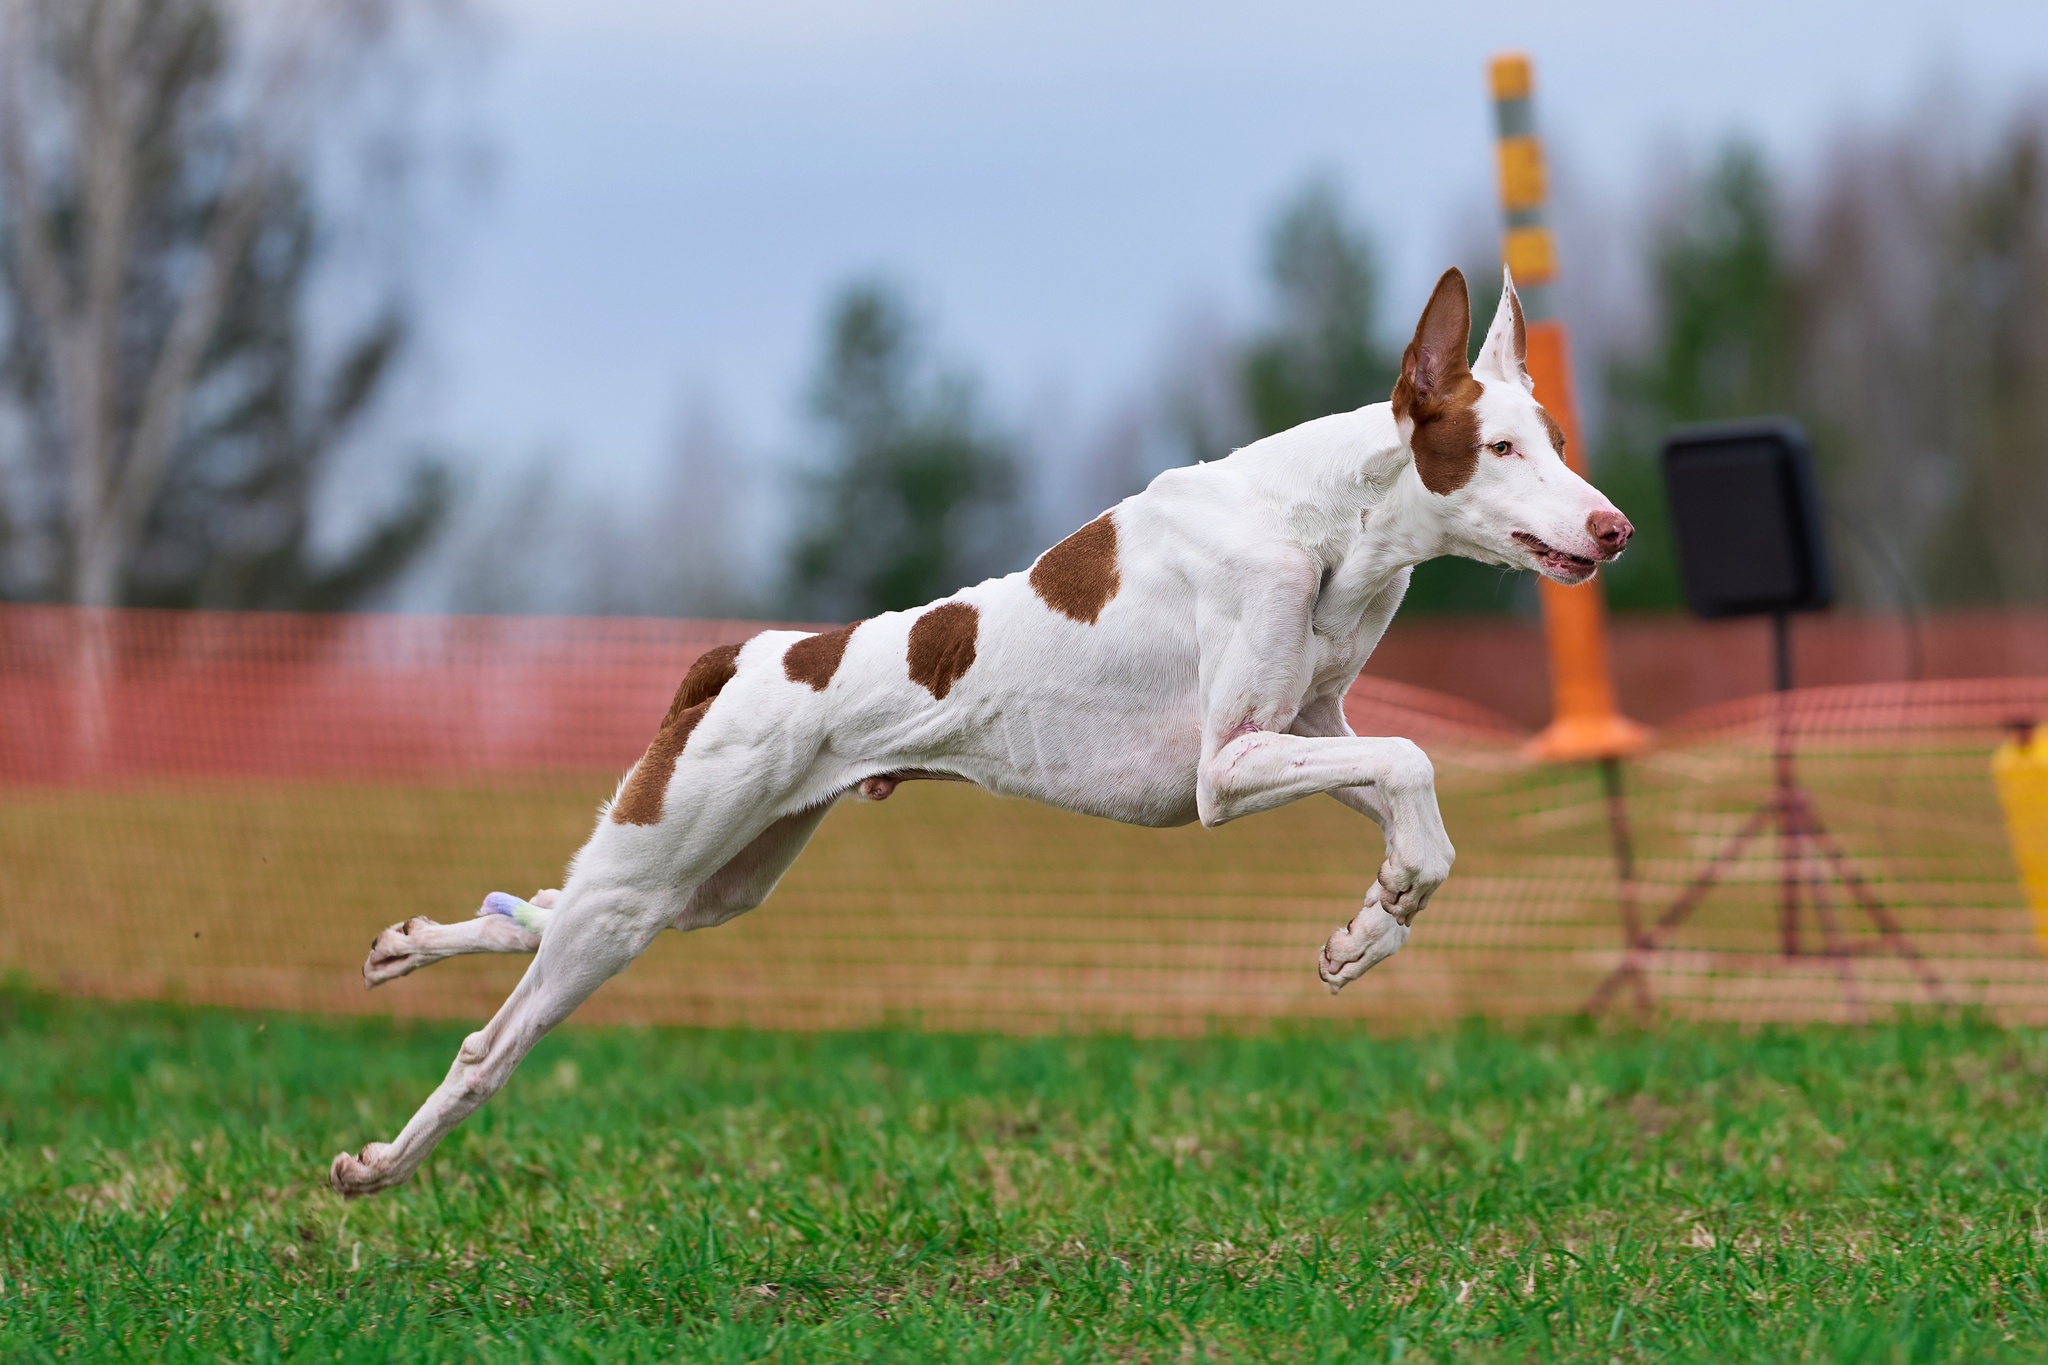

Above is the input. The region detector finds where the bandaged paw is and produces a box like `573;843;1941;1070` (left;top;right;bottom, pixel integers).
479;891;550;934
1317;896;1410;995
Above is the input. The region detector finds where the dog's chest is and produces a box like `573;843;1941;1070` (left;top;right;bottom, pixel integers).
1305;571;1384;691
1305;623;1364;697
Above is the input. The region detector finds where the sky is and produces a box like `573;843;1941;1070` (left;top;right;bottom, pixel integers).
417;0;2048;507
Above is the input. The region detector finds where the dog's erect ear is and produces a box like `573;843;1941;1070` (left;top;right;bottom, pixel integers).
1392;268;1485;494
1394;268;1472;413
1474;266;1532;391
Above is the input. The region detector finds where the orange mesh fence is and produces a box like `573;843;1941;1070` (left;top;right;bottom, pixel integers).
1;604;2043;1033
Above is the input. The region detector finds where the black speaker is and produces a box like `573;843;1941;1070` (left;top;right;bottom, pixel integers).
1660;419;1833;620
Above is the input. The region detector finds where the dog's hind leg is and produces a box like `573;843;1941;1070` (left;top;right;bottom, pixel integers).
674;804;833;930
361;890;558;987
329;870;686;1197
328;764;818;1195
361;800;836;991
330;630;853;1196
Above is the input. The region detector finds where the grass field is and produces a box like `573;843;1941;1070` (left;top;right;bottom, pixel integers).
6;991;2048;1361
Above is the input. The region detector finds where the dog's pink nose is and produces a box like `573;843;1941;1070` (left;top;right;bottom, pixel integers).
1587;509;1633;557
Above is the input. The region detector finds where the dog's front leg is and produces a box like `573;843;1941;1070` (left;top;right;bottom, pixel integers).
1201;730;1452;905
1192;578;1452;991
1281;694;1453;991
1198;722;1454;993
1281;693;1455;917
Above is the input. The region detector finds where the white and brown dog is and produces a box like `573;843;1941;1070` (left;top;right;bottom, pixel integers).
331;268;1631;1196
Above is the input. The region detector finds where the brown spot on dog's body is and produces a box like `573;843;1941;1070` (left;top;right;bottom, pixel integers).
1030;513;1120;623
783;620;863;691
611;702;710;825
906;601;978;699
1390;268;1484;495
1536;406;1567;459
612;641;745;825
667;643;741;722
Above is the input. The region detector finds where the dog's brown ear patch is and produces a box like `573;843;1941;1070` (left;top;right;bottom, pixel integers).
1536;406;1567;458
1030;513;1120;624
783;620;864;691
613;641;745;826
1406;379;1484;494
907;601;978;700
1390;268;1483;495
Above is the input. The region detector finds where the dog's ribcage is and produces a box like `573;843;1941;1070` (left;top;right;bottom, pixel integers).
648;445;1394;836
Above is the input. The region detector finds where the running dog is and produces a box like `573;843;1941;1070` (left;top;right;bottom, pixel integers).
331;268;1632;1196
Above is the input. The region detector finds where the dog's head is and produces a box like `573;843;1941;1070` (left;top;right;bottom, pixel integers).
1390;266;1631;585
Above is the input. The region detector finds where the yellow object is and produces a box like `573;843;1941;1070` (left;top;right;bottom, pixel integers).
1489;53;1532;101
1502;224;1557;285
1994;727;2048;949
1495;139;1548;213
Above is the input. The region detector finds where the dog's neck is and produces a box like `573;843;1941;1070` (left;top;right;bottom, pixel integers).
1227;402;1460;630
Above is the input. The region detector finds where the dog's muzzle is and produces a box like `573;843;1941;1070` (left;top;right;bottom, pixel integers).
1512;531;1598;581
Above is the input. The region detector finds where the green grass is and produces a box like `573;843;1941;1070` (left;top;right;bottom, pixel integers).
5;992;2048;1362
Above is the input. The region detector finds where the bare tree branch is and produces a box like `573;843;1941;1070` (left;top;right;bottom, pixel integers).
0;0;89;517
68;0;146;603
103;11;332;595
109;145;273;581
0;2;75;339
0;0;460;608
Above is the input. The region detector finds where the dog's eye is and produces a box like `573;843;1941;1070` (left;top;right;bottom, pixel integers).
1489;439;1512;455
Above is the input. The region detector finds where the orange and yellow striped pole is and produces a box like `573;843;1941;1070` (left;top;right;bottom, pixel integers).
1489;53;1648;763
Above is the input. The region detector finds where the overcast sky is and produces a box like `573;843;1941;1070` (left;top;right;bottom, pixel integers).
421;0;2047;499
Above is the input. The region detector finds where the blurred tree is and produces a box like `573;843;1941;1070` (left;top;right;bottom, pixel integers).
1596;145;1797;611
1239;178;1398;437
786;281;1021;619
0;0;450;609
1598;119;2048;610
429;402;765;620
1631;146;1799;422
1853;117;2048;605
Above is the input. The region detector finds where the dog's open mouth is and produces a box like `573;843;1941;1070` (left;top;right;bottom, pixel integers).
1512;531;1598;582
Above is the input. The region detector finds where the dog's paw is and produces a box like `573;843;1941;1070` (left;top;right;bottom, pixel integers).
1373;849;1450;925
363;918;439;988
1318;896;1410;995
329;1142;400;1198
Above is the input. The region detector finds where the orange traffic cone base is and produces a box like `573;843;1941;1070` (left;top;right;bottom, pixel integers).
1524;712;1651;763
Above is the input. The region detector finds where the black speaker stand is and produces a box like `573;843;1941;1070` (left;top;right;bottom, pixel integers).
1584;613;1945;1020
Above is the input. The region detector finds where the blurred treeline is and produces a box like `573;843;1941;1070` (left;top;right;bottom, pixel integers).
0;1;2043;620
1598;125;2048;612
0;0;455;611
670;110;2048;621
